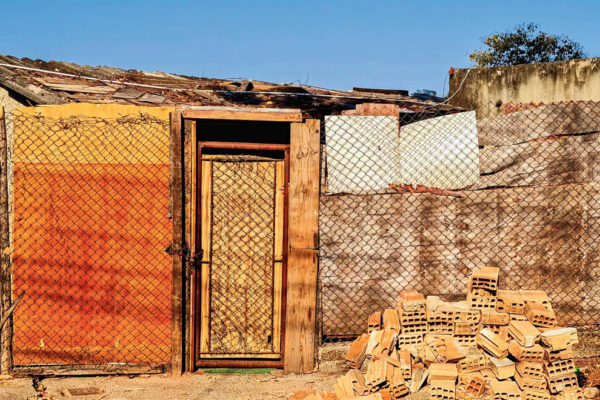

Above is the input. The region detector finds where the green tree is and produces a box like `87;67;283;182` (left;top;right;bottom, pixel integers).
469;23;587;67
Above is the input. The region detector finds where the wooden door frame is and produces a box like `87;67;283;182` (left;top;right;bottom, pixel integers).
171;107;320;375
193;140;290;369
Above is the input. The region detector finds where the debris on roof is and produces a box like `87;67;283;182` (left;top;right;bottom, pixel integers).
0;55;460;118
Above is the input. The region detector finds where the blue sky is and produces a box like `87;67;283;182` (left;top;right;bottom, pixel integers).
1;0;598;95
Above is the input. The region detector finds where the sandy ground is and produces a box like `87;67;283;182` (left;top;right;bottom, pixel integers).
0;370;339;400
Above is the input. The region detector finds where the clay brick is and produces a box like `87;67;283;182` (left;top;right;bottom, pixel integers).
428;363;458;383
483;324;509;341
421;334;451;363
515;370;548;392
543;346;574;362
543;358;575;377
366;357;387;389
346;333;369;369
428;321;455;334
481;310;510;325
334;374;355;399
476;328;508;358
432;337;466;363
520;290;553;312
480;368;495;382
489;356;515;380
508;341;544;362
508;320;541;347
397;290;426;313
383;309;401;332
427;296;456;323
430;379;456;400
451;301;481;323
516;362;544;379
556;388;584;400
540;327;578;351
400;323;428;335
454;334;477;348
347;369;369;396
457;373;486;398
366;330;384;359
468;293;498;310
396;333;424;350
525;303;557;328
521;389;551;400
398;308;426;325
510;313;529;322
454;322;480;335
489;378;521;400
457;348;487;373
368;311;382;333
398;350;411;379
546;372;578;394
387;365;409;399
380;330;398;356
468;266;500;292
497;290;525;314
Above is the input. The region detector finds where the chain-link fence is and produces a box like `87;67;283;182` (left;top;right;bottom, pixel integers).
318;101;600;341
5;110;172;368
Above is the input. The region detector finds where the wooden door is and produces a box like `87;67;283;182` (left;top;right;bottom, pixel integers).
196;149;287;362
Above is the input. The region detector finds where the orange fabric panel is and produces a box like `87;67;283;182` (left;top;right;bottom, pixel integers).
12;162;172;365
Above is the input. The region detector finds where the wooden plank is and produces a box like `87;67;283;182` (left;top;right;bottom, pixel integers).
284;119;320;373
273;161;285;353
0;107;11;374
11;364;167;377
182;108;303;122
288;119;320;250
199;160;212;354
170;110;184;376
284;248;318;373
188;121;197;372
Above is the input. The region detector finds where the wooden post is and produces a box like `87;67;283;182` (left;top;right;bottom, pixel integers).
284;119;320;373
170;110;184;375
0;107;12;374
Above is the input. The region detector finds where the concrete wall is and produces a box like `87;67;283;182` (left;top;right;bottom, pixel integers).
448;58;600;116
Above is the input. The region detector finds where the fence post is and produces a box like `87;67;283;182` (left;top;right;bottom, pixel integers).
170;110;184;375
0;107;12;374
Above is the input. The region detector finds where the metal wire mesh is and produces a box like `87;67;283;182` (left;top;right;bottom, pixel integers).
200;155;282;356
319;101;600;341
7;111;172;367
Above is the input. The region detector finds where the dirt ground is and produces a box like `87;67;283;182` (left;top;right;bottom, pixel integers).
0;370;339;400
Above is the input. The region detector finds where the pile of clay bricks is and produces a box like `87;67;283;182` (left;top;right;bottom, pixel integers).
336;267;582;400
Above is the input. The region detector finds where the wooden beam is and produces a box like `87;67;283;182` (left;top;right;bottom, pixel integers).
288;119;320;250
170;110;184;376
11;364;167;377
181;108;303;122
284;248;318;373
284;119;320;373
0;107;12;375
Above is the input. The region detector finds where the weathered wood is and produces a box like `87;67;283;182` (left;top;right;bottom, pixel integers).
0;107;11;374
11;364;166;377
199;160;212;355
288;119;320;249
170;110;184;375
284;119;320;373
477;101;600;146
181;108;302;122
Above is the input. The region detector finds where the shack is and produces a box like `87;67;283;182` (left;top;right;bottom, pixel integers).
0;55;599;377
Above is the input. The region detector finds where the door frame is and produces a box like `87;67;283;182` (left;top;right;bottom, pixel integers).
193;140;290;369
171;107;320;375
